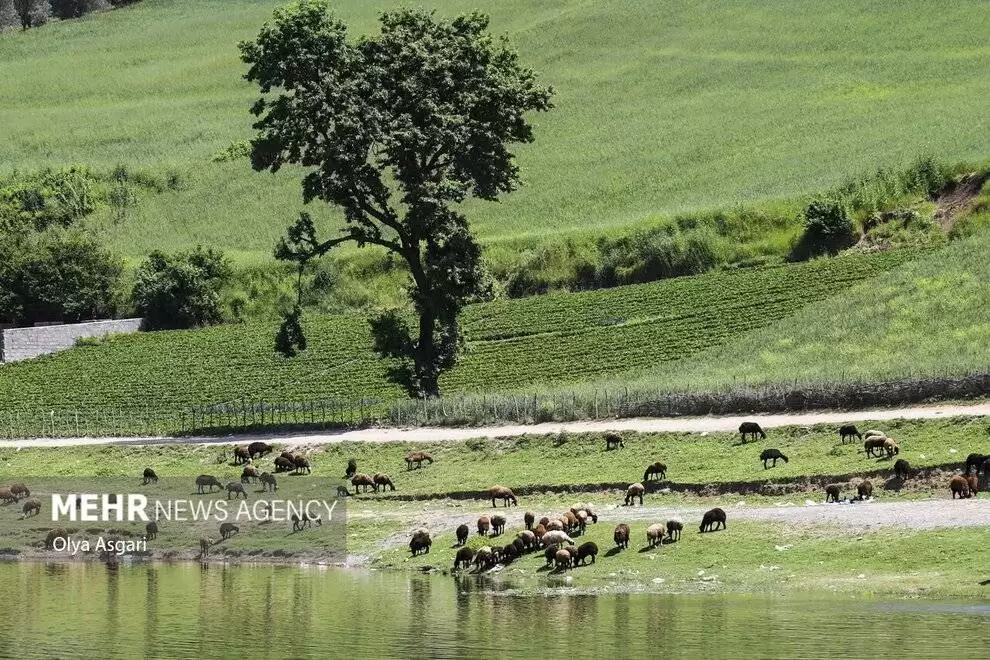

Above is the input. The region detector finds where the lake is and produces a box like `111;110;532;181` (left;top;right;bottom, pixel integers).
0;562;986;658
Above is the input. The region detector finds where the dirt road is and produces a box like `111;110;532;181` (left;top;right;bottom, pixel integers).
2;401;987;448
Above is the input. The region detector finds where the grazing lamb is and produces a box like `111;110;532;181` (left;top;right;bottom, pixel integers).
456;524;469;546
838;425;862;443
893;459;912;481
666;517;683;541
491;515;506;536
699;507;726;533
373;473;395;491
863;438;887;458
555;548;573;571
824;484;841;503
624;483;646;506
351;473;377;494
226;482;247;500
143;468;159;485
965;453;988;476
575;541;598;566
604;432;625;450
241;465;262;484
345;458;358;478
613;523;630;550
477;516;491;536
454;546;474;570
950;475;970;499
643;461;668;482
219;522;239;540
760;448;788;469
145;521;158;540
646;524;665;548
405;451;434;470
572;504;598;523
233;445;251;465
739;421;766;442
524;512;535;530
541;530;576;548
195;475;223;494
260;472;278;492
20;498;41;519
883;438;899;458
274;456;295;473
856;480;874;501
409;529;432;556
488;485;518;507
248;442;274;459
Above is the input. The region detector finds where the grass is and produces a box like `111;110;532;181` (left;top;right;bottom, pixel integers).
1;0;988;258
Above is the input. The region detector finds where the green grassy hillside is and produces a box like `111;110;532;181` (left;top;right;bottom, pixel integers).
1;0;988;259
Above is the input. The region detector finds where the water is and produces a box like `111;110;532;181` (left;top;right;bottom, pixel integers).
0;562;986;659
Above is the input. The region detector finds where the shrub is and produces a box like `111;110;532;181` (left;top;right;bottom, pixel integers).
792;198;856;259
132;246;232;330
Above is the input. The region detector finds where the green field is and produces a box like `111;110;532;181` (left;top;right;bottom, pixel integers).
1;0;988;259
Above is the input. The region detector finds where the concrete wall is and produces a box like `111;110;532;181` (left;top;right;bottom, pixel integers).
0;318;143;363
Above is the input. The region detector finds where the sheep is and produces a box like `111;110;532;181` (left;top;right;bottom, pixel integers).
965;453;988;475
883;438;899;458
512;537;527;555
538;516;551;529
699;507;726;533
864;430;886;440
532;525;546;543
563;511;580;533
570;503;599;523
195;475;223;494
142;468;159;485
233;445;251;465
345;458;358;478
760;448;788;469
248;442;274;459
575;541;598;566
838;425;862;443
456;524;469;546
554;548;573;571
518;530;537;550
1;487;18;506
293;456;312;475
274;456;295;473
291;512;322;531
199;538;212;558
477;516;491;536
226;482;247;500
9;483;30;500
501;543;519;564
524;512;535;530
489;485;518;507
613;523;630;550
666;517;683;541
351;473;377;494
624;483;645;506
574;510;589;535
491;515;506;536
541;530;576;548
893;459;912;481
20;497;41;519
409;529;432;556
145;521;158;540
405;451;434;470
335;485;350;497
863;438;887;458
646;524;665;548
373;473;395;491
473;546;494;571
825;484;841;503
966;476;979;497
547;519;564;532
856;480;874;501
544;546;557;566
260;472;278;492
241;465;263;484
739;421;766;442
643;461;667;482
219;522;239;540
604;432;625;450
45;528;68;550
454;546;474;570
950;475;970;499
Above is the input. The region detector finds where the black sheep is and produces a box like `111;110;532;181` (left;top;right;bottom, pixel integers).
739;421;766;442
965;453;987;475
455;524;469;546
142;468;158;485
838;425;862;443
824;484;841;503
760;448;788;469
893;459;912;481
453;546;474;569
699;507;726;533
345;458;358;478
604;432;625;450
575;541;598;565
524;512;535;530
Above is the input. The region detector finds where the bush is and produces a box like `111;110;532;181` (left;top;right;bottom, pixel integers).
0;167;96;232
596;226;722;286
132;246;232;330
792;198;856;259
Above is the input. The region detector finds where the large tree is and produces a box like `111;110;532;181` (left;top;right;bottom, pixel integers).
240;1;553;397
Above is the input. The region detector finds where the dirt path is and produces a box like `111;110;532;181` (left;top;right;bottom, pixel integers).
1;401;988;448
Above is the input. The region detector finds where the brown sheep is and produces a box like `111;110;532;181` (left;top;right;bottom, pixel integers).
219;522;239;540
195;475;222;494
532;524;547;542
10;483;30;500
373;473;395;491
489;485;518;507
646;523;665;548
857;480;874;501
454;546;474;569
547;519;564;532
248;442;274;459
291;512;322;531
351;473;377;494
409;529;432;556
146;521;158;540
274;456;295;473
863;438;887;458
825;484;841;503
666;517;683;541
574;510;589;535
142;468;158;485
293;455;312;474
604;432;624;450
739;421;766;442
0;487;17;504
538;516;551;529
613;523;630;549
524;511;535;530
883;438;899;458
491;515;506;536
45;528;68;550
405;451;434;470
241;465;262;483
20;497;41;519
624;483;645;506
477;516;491;536
643;461;667;482
554;548;573;571
456;524;469;546
544;546;557;566
699;508;726;533
518;530;537;550
966;476;979;497
950;475;970;499
563;510;580;533
575;541;598;565
260;472;278;492
233;445;251;465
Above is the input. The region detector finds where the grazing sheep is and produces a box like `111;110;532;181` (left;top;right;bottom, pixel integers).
291;512;322;531
474;546;494;571
409;529;432;556
646;524;665;548
293;456;312;475
195;475;223;494
248;442;274;459
547;519;564;532
351;473;377;494
538;516;551;529
739;421;766;442
512;537;527;554
373;473;395;491
613;523;630;550
454;546;475;569
226;482;247;500
574;510;589;535
563;511;580;533
491;515;506;536
575;541;598;565
335;485;350;497
345;458;358;478
864;430;886;440
965;453;988;475
241;465;262;483
950;475;970;499
643;461;667;482
544;546;557;566
665;517;683;541
839;425;862;443
825;484;841;503
575;504;599;523
541;530;576;548
856;480;874;500
274;456;295;473
883;438;899;458
518;530;537;550
524;511;535;530
20;498;41;519
488;485;518;507
555;548;573;571
199;538;212;557
9;483;30;501
863;438;887;458
501;543;519;564
233;445;251;465
604;432;625;450
624;483;645;506
966;476;979;497
143;468;158;485
477;516;491;536
45;528;68;550
699;508;726;533
532;525;546;543
405;451;434;470
760;448;788;469
219;522;239;539
893;459;912;481
456;524;469;546
145;521;158;540
260;472;278;492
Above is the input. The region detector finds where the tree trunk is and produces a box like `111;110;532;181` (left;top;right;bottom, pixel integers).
416;307;439;398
